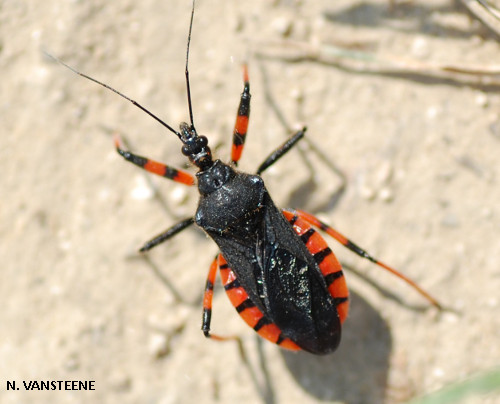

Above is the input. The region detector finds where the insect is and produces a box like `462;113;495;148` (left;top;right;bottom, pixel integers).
52;0;441;355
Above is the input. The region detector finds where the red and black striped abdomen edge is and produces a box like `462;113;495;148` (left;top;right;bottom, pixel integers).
218;254;301;351
216;209;349;351
282;209;349;323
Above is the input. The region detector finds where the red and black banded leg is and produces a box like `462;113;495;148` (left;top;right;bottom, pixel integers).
294;209;442;309
231;65;251;166
202;256;220;339
201;255;240;341
114;134;195;186
282;209;350;323
256;127;306;175
139;217;195;252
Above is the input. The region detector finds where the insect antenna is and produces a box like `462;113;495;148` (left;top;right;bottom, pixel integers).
44;52;182;140
185;0;196;129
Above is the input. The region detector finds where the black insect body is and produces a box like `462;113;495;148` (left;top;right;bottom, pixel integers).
53;0;440;355
195;160;342;354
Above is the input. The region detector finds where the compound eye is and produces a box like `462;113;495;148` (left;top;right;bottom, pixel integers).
198;136;208;147
192;136;208;154
181;145;190;156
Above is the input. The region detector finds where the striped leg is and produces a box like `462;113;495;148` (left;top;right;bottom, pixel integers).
202;256;223;339
201;255;241;342
282;209;350;323
294;209;442;309
114;134;195;186
231;65;251;165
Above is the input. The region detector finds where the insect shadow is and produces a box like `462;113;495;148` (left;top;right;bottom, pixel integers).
281;290;391;403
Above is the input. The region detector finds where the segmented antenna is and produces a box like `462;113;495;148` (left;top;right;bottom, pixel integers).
185;0;196;128
44;1;201;141
45;52;182;140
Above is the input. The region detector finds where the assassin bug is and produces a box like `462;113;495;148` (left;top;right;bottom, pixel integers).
52;0;441;355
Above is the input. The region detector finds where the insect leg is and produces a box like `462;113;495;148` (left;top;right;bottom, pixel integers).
202;256;219;338
201;255;241;342
256;127;306;175
231;65;251;165
114;134;195;186
294;209;442;309
139;217;195;252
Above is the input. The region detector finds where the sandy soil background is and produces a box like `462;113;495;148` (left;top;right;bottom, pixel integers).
2;0;500;403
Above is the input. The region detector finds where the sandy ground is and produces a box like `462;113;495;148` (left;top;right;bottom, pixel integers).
2;0;500;403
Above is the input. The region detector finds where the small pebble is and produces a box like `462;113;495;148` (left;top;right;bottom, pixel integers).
379;187;394;202
271;16;293;37
108;371;132;392
359;185;376;201
149;333;170;359
130;175;154;200
169;185;189;206
411;36;430;59
375;161;393;186
475;93;488;108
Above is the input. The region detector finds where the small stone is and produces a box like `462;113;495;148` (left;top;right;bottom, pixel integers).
359;185;376;201
475;93;488;108
378;187;394;202
271;16;293;37
130;175;154;200
375;161;393;186
169;185;189;206
108;371;132;392
411;36;430;59
426;105;440;120
149;333;170;359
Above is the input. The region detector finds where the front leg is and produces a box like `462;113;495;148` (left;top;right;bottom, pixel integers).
114;134;195;186
140;217;195;252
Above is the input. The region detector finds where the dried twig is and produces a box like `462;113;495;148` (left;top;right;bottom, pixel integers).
255;38;500;86
460;0;500;37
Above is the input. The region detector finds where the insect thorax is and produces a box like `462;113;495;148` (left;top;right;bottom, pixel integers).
195;160;266;235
